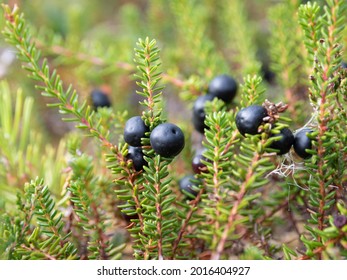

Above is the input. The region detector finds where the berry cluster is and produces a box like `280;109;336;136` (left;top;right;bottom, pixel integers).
193;74;238;133
235;102;313;159
179;75;238;199
123;116;185;171
120;117;184;222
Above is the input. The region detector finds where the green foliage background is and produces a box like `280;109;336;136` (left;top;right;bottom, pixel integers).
0;0;347;260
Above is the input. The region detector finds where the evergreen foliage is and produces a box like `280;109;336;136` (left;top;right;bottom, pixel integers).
1;0;347;260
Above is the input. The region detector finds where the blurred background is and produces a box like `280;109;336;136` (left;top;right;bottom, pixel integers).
0;0;290;141
0;0;345;196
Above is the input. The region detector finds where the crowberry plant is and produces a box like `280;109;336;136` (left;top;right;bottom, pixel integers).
1;0;347;262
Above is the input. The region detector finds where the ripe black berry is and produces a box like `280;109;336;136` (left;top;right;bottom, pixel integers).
90;89;111;109
208;74;238;104
293;128;313;159
150;123;185;157
235;105;268;136
192;148;209;174
192;94;215;133
269;127;294;155
126;146;147;171
179;175;200;199
124;116;149;147
334;214;347;228
261;64;276;84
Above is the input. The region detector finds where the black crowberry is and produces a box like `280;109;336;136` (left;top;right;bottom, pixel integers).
208;74;238;103
192;94;215;133
150;123;185;157
341;61;347;69
269;127;294;155
126;146;147;171
124;116;149;147
91;89;111;109
179;175;200;199
192;148;209;174
261;64;276;84
293;128;313;159
334;214;347;228
235;105;268;136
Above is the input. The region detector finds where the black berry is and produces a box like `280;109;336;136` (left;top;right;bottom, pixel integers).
269;127;294;155
179;175;200;199
342;61;347;69
90;89;111;109
192;94;215;133
150;123;185;157
192;148;209;174
235;105;268;136
120;206;138;222
124;116;149;147
261;64;276;84
293;128;313;159
208;74;238;104
126;146;147;171
334;214;347;228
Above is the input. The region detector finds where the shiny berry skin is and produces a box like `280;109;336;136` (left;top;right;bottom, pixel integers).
126;146;147;171
269;128;294;155
235;105;268;136
150;123;185;157
192;148;209;174
179;175;200;199
192;94;215;133
124;116;149;147
91;89;111;109
293;128;313;159
208;74;238;103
